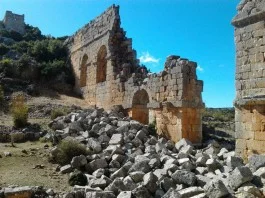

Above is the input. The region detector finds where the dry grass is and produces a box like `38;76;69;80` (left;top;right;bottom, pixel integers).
0;141;71;193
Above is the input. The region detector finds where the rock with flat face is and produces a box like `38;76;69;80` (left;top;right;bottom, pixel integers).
105;178;127;195
175;138;192;151
161;188;181;198
228;166;253;190
129;171;145;183
109;133;123;145
88;159;108;171
128;160;151;173
117;191;132;198
248;155;265;172
132;185;151;198
178;186;204;197
85;191;116;198
171;170;196;186
60;164;73;174
204;179;229;198
143;172;158;193
87;138;102;153
226;156;244;169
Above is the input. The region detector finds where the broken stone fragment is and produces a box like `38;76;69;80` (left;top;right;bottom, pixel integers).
161;188;181;198
60;164;72;174
105;178;127;195
171;170;196;186
143;172;158;193
109;133;123;145
88;159;108;172
204;179;229;198
128;160;151;173
228;166;253;190
117;191;132;198
178;186;204;197
85;191;116;198
248;154;265;172
226;156;244;169
175;138;192;151
131;185;151;198
129;171;145;183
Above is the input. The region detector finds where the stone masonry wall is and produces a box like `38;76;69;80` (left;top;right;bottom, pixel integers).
2;11;25;35
67;5;204;143
232;0;265;159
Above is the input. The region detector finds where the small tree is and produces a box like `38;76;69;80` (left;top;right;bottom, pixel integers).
11;93;29;128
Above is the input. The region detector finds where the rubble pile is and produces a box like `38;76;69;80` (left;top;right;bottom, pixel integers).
1;107;265;198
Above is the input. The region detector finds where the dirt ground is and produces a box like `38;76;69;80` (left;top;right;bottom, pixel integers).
0;141;71;193
0;91;90;192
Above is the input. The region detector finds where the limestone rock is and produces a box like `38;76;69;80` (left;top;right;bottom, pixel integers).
171;170;196;186
228;166;253;190
204;179;229;198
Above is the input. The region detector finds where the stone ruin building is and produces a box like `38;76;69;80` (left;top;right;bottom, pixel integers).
66;5;204;143
232;0;265;159
0;11;25;35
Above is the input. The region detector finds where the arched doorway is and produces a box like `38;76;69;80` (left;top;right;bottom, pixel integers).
96;45;107;83
132;89;149;124
80;54;88;87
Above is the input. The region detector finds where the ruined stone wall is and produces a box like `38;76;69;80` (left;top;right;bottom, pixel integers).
67;5;204;143
2;11;25;35
232;0;265;159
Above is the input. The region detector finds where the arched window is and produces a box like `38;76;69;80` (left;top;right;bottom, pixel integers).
96;45;107;83
80;54;88;87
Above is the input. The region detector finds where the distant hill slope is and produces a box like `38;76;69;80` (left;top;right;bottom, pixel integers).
202;107;235;149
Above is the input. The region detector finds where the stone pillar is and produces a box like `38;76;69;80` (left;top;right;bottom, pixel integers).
232;0;265;159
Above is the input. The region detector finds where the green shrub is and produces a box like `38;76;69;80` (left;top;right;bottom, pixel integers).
148;119;157;136
40;60;65;79
0;59;18;77
0;44;9;55
51;139;88;165
0;85;4;104
11;94;29;128
50;108;67;120
68;170;88;186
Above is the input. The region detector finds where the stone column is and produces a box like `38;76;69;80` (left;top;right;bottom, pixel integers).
232;0;265;159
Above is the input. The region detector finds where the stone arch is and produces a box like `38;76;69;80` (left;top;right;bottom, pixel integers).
96;45;107;83
80;54;88;87
132;89;150;124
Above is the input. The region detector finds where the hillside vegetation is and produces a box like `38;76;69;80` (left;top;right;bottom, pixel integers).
0;25;73;85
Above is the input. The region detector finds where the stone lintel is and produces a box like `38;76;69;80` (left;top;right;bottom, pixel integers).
165;101;204;109
235;96;265;106
232;10;265;28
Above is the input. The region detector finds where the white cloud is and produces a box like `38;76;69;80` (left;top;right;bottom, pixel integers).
139;52;160;64
197;65;204;72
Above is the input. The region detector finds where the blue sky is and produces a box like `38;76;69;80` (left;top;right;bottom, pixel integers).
0;0;240;107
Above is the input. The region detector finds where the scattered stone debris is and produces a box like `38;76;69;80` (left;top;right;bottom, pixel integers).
26;107;265;197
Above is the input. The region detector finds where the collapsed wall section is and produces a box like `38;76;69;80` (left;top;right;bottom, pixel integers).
67;4;204;143
232;0;265;159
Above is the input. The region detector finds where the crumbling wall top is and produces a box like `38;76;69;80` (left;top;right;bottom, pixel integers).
232;0;265;27
66;4;120;53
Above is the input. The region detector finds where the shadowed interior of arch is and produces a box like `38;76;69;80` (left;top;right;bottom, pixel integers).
96;45;107;83
132;89;149;124
80;54;88;87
